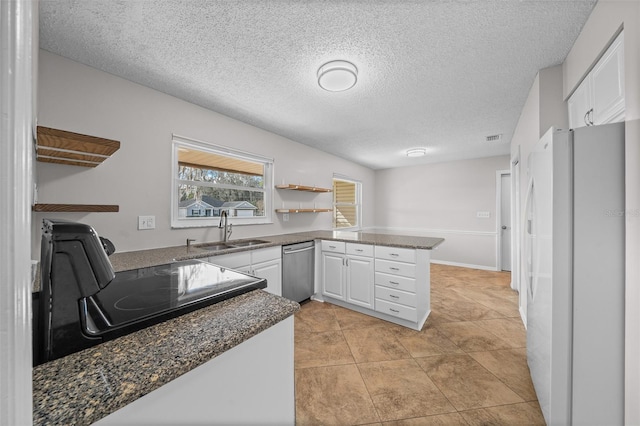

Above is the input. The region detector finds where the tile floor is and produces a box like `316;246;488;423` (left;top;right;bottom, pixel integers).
294;263;545;425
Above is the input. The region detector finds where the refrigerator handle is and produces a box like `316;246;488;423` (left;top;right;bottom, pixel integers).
523;176;535;301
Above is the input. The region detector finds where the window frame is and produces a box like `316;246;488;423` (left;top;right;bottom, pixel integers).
332;174;362;231
171;134;274;228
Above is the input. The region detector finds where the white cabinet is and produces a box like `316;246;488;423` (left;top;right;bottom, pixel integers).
209;246;282;296
319;241;431;330
374;246;420;323
321;251;345;300
346;255;374;309
253;259;282;297
321;241;374;309
568;32;625;129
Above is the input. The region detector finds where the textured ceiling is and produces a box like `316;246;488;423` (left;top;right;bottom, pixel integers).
39;0;596;170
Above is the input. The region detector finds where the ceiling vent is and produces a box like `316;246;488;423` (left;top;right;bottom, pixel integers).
484;134;502;142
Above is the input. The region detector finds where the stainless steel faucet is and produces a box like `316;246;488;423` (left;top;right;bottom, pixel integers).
219;211;232;242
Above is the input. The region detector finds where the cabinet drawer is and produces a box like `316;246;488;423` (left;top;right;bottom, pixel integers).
375;259;416;278
375;298;417;322
252;245;281;264
375;246;416;263
322;240;346;254
375;285;417;308
208;252;251;270
346;243;374;257
375;272;416;293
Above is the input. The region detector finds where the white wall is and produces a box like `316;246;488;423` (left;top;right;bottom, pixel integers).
562;1;640;422
35;51;375;254
373;155;509;270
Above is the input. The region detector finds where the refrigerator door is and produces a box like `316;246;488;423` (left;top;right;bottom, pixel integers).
526;128;559;425
570;123;625;425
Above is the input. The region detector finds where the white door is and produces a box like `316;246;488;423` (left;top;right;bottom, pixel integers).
322;252;345;300
592;32;625;125
567;78;591;129
500;173;512;271
253;259;282;296
346;256;374;309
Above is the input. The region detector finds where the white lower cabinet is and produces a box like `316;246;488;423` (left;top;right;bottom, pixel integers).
209;246;282;296
321;242;374;309
322;251;346;300
319;240;431;330
346;255;374;309
252;259;282;297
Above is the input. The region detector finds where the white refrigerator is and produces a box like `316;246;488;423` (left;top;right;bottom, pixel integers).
525;122;625;425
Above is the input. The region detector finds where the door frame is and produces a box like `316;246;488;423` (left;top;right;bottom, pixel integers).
495;169;511;272
0;1;37;424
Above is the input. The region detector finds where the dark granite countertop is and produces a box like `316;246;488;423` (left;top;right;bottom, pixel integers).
32;290;299;426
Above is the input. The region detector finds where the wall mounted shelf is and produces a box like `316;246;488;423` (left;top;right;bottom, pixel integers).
275;208;332;213
32;204;120;213
36;126;120;168
275;184;332;193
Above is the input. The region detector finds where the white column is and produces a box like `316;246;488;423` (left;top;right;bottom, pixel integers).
0;1;37;425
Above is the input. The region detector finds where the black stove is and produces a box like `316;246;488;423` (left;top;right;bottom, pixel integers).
34;219;266;365
82;260;265;337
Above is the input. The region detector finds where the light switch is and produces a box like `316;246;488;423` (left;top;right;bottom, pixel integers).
138;215;156;230
283;213;289;222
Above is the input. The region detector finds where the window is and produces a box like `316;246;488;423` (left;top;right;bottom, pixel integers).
172;135;273;228
333;176;361;230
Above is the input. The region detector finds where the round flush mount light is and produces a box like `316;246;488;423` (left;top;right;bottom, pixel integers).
317;60;358;92
406;148;427;157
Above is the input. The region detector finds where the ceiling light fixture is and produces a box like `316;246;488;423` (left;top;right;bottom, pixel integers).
317;60;358;92
406;148;427;157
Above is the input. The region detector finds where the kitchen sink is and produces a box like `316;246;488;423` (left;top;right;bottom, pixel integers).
196;242;233;251
196;239;270;251
228;239;270;248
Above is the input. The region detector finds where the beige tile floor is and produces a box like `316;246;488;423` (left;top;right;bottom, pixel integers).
294;264;545;425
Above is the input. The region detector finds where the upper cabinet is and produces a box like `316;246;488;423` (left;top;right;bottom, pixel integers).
568;32;625;129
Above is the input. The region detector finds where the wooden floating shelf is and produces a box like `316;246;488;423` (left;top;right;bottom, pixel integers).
36;126;120;168
275;208;332;213
32;204;120;213
275;184;332;193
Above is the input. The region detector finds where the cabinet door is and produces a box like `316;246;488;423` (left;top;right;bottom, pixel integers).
592;32;625;125
346;256;374;309
568;78;591;129
252;259;282;296
322;252;345;300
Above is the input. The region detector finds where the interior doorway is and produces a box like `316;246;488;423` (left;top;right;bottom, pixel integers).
496;170;511;272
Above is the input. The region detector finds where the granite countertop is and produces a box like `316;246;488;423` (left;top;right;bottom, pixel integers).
108;230;445;273
32;290;299;426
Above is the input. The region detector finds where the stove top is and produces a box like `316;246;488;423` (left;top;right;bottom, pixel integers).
82;259;266;337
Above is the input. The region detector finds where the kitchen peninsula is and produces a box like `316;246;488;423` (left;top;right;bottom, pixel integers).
32;230;443;425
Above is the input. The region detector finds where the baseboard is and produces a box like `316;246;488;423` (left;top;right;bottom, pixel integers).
520;306;527;329
430;259;498;271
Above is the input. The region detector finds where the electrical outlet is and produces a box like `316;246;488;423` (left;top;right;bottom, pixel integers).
283;213;289;222
138;215;156;230
476;211;491;219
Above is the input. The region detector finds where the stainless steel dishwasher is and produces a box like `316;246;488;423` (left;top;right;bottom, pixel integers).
282;241;315;303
